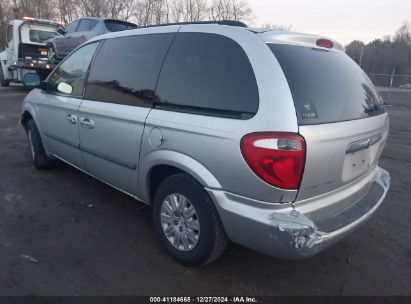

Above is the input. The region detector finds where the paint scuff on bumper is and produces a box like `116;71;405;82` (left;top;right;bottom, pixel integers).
269;210;325;252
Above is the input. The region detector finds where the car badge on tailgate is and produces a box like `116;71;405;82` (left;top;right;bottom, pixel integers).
346;134;382;154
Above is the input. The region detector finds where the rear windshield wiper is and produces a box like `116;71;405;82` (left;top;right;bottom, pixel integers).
364;103;384;114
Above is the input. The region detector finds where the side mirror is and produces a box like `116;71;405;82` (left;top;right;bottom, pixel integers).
57;27;66;35
23;73;41;87
57;82;73;94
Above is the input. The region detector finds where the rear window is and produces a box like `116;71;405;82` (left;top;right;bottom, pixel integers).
104;21;137;32
268;44;385;125
29;30;56;43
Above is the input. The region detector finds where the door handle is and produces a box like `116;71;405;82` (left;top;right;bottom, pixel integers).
80;117;95;129
65;114;77;124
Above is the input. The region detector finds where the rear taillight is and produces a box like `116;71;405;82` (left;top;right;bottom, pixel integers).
240;133;306;190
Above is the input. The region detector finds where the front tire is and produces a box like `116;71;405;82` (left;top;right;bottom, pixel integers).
0;65;10;87
26;120;54;169
153;173;228;266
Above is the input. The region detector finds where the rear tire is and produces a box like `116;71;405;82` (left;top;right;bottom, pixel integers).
153;173;228;266
26;120;54;169
0;65;10;87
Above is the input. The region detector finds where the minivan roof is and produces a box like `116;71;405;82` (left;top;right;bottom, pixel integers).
88;22;344;52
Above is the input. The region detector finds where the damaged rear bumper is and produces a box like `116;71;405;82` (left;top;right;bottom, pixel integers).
207;167;390;259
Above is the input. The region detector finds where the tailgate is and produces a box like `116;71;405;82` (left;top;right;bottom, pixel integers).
267;42;388;200
297;114;389;200
19;43;48;59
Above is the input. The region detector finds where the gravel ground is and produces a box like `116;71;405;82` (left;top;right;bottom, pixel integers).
0;85;410;296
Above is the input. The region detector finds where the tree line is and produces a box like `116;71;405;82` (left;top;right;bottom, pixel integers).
0;0;254;49
346;22;411;87
3;0;408;88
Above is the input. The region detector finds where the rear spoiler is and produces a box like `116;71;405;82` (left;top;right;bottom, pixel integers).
259;31;345;52
104;19;138;28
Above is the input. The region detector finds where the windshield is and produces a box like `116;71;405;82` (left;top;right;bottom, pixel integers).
268;44;386;125
29;30;56;44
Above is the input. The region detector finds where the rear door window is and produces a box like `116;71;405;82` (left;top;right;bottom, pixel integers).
76;19;92;32
268;44;385;125
89;20;98;30
65;20;79;33
85;33;175;107
155;33;259;118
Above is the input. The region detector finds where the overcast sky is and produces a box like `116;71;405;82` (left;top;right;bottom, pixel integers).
249;0;411;45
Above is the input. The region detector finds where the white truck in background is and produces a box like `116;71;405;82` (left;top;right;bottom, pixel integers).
0;17;60;86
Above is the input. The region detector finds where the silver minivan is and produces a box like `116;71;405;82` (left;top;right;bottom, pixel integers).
21;21;390;266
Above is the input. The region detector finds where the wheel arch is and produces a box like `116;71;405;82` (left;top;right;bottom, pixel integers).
20;106;51;156
20;110;34;131
139;150;222;205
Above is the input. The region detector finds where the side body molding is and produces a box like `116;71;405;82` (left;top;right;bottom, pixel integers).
138;150;222;204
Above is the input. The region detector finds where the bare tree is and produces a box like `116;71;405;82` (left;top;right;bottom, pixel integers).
345;40;365;65
152;0;169;24
209;0;252;21
134;0;154;26
183;0;207;22
262;23;292;31
0;0;7;49
345;22;411;87
56;0;79;24
106;0;136;20
394;21;411;45
74;0;106;17
169;0;184;22
0;0;254;34
7;0;56;19
134;0;252;26
230;0;252;21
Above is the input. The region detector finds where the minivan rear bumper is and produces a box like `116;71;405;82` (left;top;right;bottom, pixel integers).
207;166;390;259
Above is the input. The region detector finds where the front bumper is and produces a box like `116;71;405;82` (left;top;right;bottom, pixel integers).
207;166;390;259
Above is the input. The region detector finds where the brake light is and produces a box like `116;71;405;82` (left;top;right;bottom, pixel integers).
316;38;333;49
241;133;306;190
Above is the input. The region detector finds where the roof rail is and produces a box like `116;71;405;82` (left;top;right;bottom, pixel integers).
139;20;247;29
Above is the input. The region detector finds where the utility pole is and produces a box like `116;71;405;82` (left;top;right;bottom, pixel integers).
359;45;364;68
390;68;396;89
389;68;396;104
